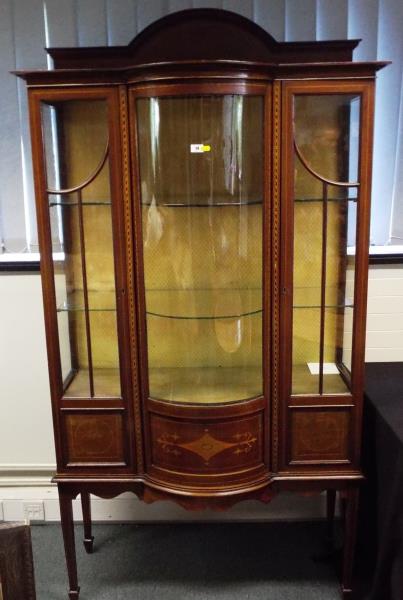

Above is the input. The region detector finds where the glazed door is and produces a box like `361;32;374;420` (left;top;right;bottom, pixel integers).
280;80;374;470
29;88;135;472
131;84;270;484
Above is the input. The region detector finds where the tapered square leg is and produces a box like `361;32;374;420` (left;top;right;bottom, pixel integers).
341;488;359;598
327;489;337;545
59;488;80;600
81;492;94;553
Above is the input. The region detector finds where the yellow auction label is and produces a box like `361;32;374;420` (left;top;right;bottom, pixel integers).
190;143;212;153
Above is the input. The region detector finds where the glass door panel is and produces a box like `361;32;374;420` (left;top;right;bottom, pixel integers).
292;94;360;395
136;95;264;404
42;99;121;398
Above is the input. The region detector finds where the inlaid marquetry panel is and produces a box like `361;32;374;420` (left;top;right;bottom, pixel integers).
64;413;125;464
289;408;351;464
151;413;263;473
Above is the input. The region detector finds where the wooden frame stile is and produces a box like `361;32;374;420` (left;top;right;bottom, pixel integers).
108;84;137;474
118;83;145;476
271;80;282;476
262;83;272;472
28;87;65;475
279;79;294;474
128;83;152;478
350;81;375;468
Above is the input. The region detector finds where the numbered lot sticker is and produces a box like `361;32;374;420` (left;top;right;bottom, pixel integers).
190;144;211;153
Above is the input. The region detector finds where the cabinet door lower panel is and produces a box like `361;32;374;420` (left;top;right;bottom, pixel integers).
62;412;129;468
151;413;263;472
287;406;352;467
148;411;266;487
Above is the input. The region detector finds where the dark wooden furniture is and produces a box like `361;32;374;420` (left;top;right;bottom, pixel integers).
0;522;36;600
359;363;403;600
15;9;388;599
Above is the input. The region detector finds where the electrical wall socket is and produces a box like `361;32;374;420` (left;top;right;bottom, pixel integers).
23;501;45;522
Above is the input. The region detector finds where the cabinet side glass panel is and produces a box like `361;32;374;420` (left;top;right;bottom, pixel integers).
42;99;121;398
292;94;360;395
136;95;263;404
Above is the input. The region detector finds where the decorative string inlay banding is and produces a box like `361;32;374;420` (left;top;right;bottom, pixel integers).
119;85;144;472
271;81;281;472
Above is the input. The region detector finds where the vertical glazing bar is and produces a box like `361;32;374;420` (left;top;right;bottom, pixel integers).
77;189;95;397
319;182;328;395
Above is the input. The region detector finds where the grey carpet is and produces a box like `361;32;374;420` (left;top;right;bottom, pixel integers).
31;522;342;600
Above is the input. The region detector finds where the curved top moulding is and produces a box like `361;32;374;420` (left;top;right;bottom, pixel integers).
46;8;361;70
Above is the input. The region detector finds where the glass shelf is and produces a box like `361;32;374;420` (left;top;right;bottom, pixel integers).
148;366;262;404
293;287;354;309
140;197;356;206
49;199;111;207
64;368;120;397
292;364;349;395
56;287;353;315
57;290;116;312
145;288;261;320
141;197;262;208
294;196;357;203
45;196;358;209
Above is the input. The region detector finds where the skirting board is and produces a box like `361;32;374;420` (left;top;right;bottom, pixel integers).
0;487;327;523
0;465;56;487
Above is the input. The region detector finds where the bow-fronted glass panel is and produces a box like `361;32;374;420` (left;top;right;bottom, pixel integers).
136;95;264;404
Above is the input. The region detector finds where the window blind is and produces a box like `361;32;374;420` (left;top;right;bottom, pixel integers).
0;0;402;254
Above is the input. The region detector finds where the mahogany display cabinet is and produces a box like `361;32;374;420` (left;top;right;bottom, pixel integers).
15;9;388;599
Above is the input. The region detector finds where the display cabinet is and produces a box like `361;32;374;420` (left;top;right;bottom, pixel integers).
15;9;388;599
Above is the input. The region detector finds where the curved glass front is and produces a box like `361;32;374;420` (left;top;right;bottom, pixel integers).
136;95;264;404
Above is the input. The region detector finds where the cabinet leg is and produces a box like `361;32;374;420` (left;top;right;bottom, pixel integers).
59;489;80;599
327;489;337;545
311;490;338;564
341;488;359;598
81;492;94;554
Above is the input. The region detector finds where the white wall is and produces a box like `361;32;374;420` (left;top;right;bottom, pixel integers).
1;266;402;521
0;274;55;471
366;265;403;360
